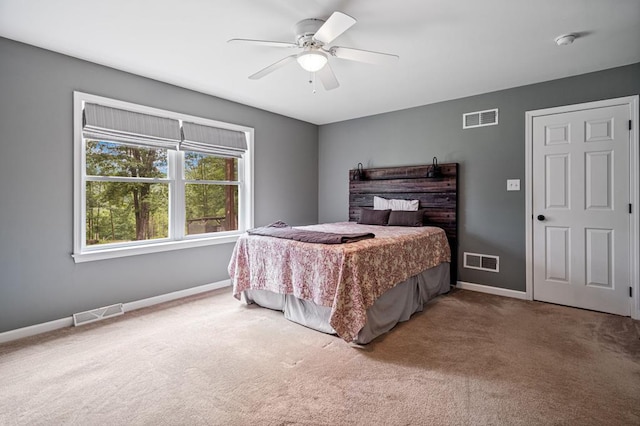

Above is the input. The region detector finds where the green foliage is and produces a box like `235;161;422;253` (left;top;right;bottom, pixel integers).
184;152;235;181
86;141;167;178
86;141;168;245
184;154;238;234
85;142;238;244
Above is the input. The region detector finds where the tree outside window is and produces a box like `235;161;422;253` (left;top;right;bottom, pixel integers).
85;142;239;246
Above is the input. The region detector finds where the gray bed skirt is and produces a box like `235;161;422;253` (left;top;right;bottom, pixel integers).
241;262;451;344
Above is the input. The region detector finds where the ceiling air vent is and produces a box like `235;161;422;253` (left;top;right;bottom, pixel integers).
463;108;499;129
463;252;499;273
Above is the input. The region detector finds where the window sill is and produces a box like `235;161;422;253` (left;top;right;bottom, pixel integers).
72;233;241;263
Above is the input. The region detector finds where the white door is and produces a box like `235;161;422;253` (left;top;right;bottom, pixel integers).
532;104;631;315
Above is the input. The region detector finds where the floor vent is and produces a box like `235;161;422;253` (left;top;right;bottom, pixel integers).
463;252;500;273
463;108;499;129
73;303;124;326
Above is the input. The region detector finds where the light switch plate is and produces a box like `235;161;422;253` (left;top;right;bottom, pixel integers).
507;179;520;191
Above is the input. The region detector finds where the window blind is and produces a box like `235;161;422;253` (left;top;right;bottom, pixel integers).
181;121;247;158
82;103;182;150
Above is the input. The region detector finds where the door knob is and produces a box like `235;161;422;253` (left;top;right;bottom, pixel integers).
537;215;546;221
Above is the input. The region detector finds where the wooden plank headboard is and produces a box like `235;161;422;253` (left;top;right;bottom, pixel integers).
348;163;458;282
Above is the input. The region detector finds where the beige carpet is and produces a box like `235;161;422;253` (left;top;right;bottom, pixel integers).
0;288;638;425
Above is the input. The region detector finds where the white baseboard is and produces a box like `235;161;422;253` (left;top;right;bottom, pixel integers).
456;281;528;300
123;279;230;312
0;279;231;345
0;317;74;345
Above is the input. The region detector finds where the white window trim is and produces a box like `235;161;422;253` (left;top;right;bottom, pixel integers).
72;91;254;263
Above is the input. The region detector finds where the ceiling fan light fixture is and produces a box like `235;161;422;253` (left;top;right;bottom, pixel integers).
297;50;328;72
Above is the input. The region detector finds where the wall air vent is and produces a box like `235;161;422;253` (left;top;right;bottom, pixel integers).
73;303;124;326
463;108;499;129
463;252;499;273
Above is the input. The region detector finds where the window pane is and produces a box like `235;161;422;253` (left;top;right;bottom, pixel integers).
185;184;238;234
86;181;168;245
86;140;167;178
184;152;237;181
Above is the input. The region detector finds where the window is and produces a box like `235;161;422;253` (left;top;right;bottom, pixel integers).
73;92;253;262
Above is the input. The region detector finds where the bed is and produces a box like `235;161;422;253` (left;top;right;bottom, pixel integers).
228;163;458;344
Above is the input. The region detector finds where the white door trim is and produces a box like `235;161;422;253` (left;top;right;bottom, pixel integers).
525;95;639;320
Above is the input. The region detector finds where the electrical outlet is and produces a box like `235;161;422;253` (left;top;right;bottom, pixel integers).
507;179;520;191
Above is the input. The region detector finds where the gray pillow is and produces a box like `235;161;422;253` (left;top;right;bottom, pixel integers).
358;208;391;225
388;210;425;227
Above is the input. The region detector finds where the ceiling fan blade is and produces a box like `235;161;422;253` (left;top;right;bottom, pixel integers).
331;46;399;64
249;55;297;80
316;63;340;91
313;11;356;45
228;38;298;48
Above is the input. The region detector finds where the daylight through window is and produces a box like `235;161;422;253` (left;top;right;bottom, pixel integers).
73;92;253;262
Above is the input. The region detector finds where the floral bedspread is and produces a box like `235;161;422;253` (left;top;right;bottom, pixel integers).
228;222;451;342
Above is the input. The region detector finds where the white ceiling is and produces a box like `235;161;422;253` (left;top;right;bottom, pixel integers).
1;0;639;125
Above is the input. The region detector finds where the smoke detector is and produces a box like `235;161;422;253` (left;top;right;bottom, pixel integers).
554;33;577;46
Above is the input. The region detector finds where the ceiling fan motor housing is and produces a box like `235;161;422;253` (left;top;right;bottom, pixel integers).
295;18;325;47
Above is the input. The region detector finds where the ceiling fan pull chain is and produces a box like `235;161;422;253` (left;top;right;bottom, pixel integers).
309;72;317;94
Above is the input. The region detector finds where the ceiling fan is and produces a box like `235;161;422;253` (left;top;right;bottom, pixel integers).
228;11;399;91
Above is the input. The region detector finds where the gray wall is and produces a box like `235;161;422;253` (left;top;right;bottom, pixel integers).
0;38;318;333
319;62;640;291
